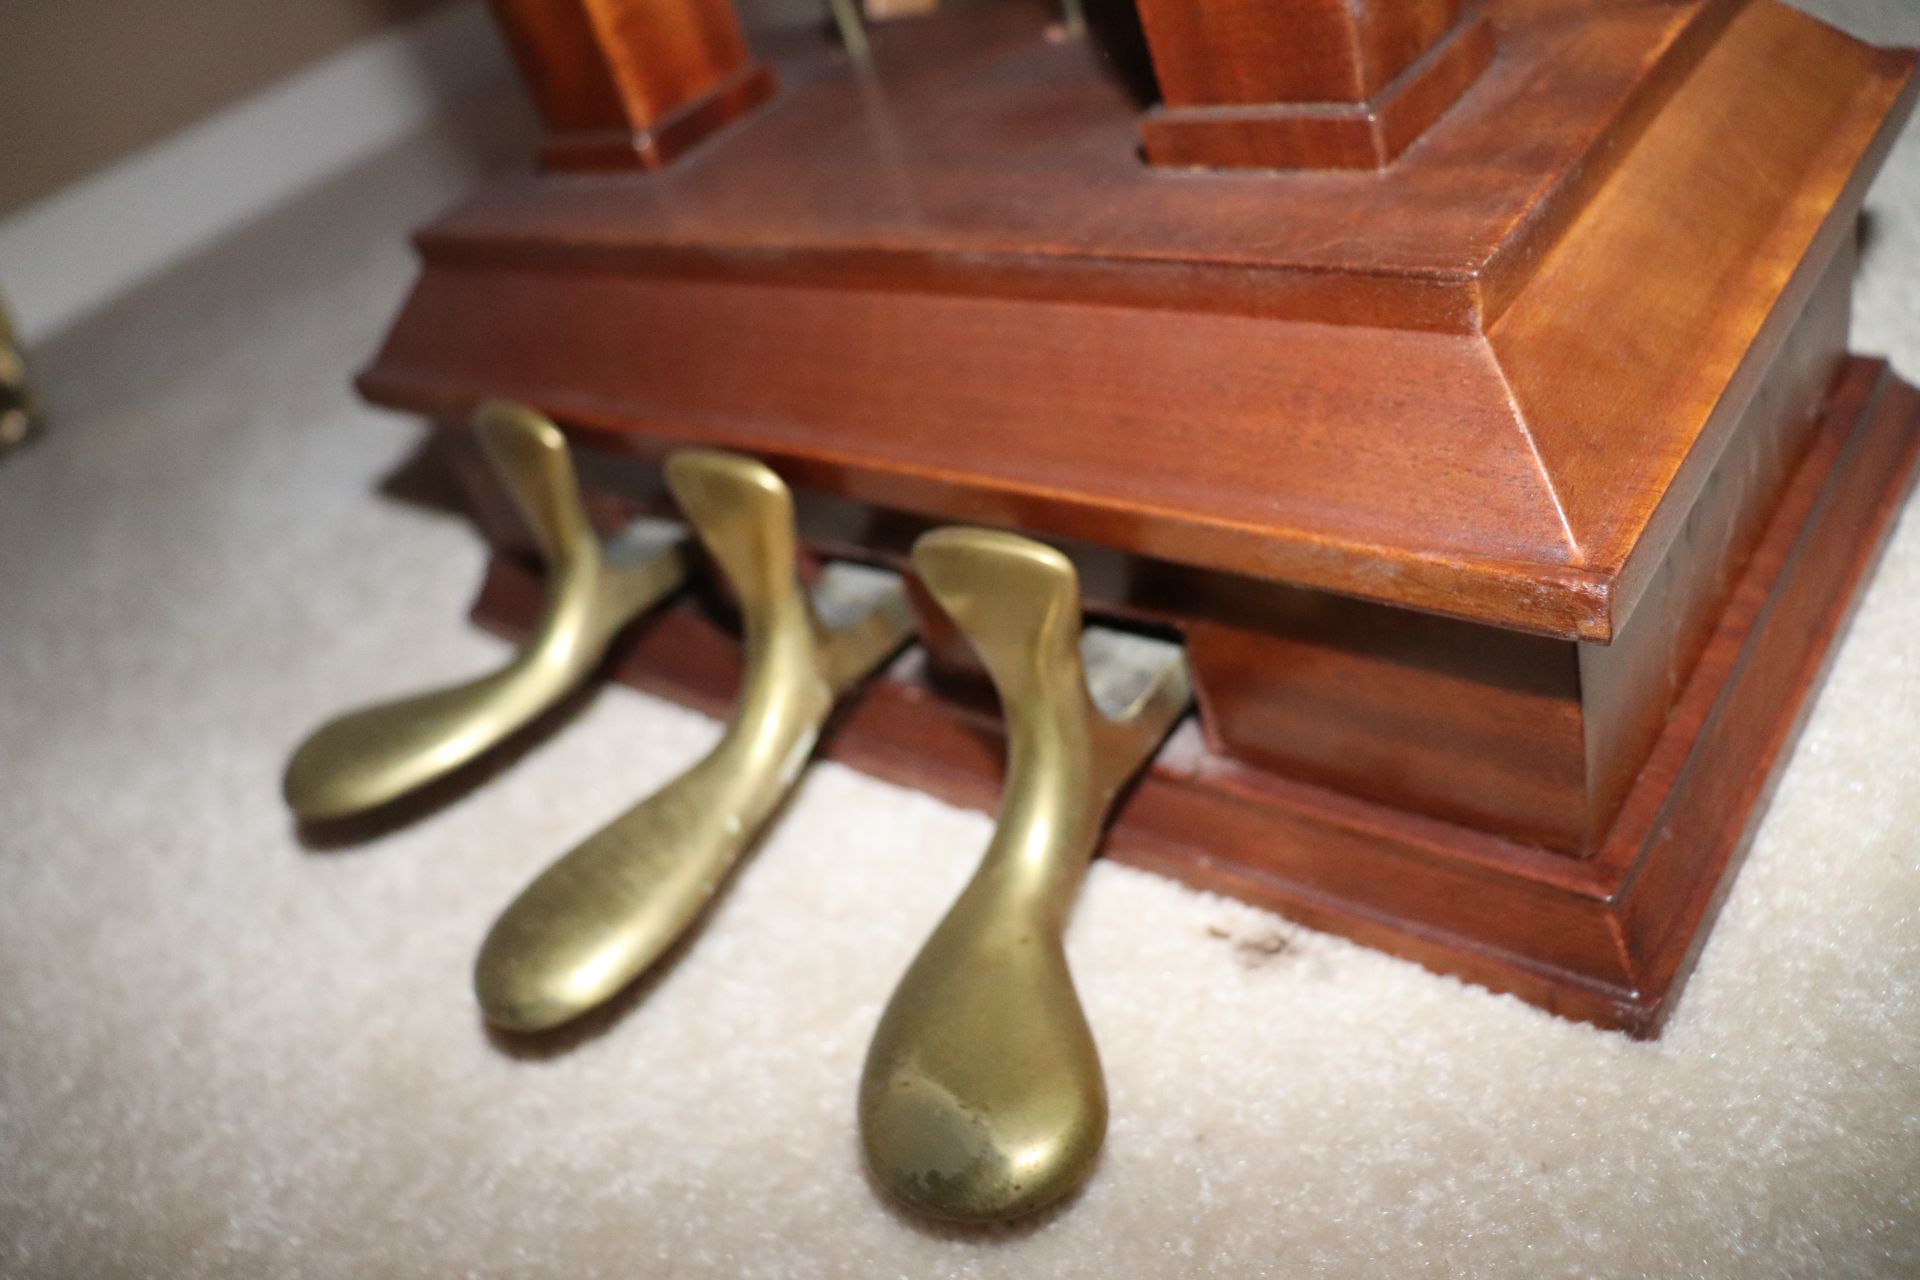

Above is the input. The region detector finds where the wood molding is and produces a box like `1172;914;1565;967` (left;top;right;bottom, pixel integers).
487;0;775;171
1140;14;1493;170
361;1;1915;640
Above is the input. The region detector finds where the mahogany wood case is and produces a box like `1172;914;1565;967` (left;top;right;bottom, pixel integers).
358;0;1920;1035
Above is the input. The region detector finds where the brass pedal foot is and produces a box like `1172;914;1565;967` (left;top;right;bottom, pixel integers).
860;528;1191;1222
282;402;688;821
473;450;915;1033
0;290;39;459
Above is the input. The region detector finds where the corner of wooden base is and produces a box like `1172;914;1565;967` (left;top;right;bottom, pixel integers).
469;358;1920;1038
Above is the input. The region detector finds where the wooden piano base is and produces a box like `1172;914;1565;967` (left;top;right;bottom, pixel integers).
469;358;1919;1037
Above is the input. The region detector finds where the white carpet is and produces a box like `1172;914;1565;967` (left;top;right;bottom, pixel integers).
3;11;1919;1276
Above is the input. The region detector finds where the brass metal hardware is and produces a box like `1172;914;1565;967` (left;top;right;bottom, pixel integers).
0;289;39;459
282;402;688;821
860;528;1191;1222
474;450;915;1033
829;0;872;63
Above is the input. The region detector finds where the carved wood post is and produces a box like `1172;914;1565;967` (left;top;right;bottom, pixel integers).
1135;0;1492;170
488;0;776;172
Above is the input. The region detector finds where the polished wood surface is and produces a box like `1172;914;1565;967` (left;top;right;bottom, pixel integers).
358;0;1920;1034
468;359;1920;1036
487;0;774;171
388;1;1727;327
1137;0;1462;104
362;0;1916;640
1170;236;1852;858
1138;5;1492;170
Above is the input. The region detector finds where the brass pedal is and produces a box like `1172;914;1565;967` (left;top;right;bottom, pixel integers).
282;402;689;821
473;450;915;1033
860;528;1191;1222
0;289;39;459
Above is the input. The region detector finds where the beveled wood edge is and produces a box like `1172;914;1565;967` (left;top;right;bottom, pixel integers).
363;358;1620;641
403;1;1742;336
1580;44;1919;637
408;229;1489;335
1472;0;1746;327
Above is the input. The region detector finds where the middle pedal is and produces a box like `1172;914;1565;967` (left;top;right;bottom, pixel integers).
474;449;915;1032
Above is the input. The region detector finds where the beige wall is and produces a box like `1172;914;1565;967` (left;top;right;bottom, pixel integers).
0;0;459;216
0;0;881;219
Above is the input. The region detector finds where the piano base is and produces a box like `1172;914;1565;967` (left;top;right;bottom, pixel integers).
460;356;1920;1038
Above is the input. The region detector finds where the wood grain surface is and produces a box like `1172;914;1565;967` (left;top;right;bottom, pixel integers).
362;0;1916;638
487;0;774;170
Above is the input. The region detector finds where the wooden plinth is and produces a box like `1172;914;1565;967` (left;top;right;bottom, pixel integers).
359;0;1918;1038
469;359;1920;1038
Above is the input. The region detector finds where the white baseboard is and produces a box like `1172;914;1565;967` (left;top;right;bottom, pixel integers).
0;0;514;347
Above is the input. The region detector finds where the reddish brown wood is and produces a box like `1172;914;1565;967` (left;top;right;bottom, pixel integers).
370;0;1750;333
1576;241;1855;847
356;0;1920;1036
447;246;1837;868
361;0;1917;641
1139;13;1494;170
1186;585;1591;853
487;0;774;171
467;359;1920;1037
1137;0;1462;104
1177;236;1852;858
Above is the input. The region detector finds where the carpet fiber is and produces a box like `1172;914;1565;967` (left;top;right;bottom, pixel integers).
4;9;1919;1275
